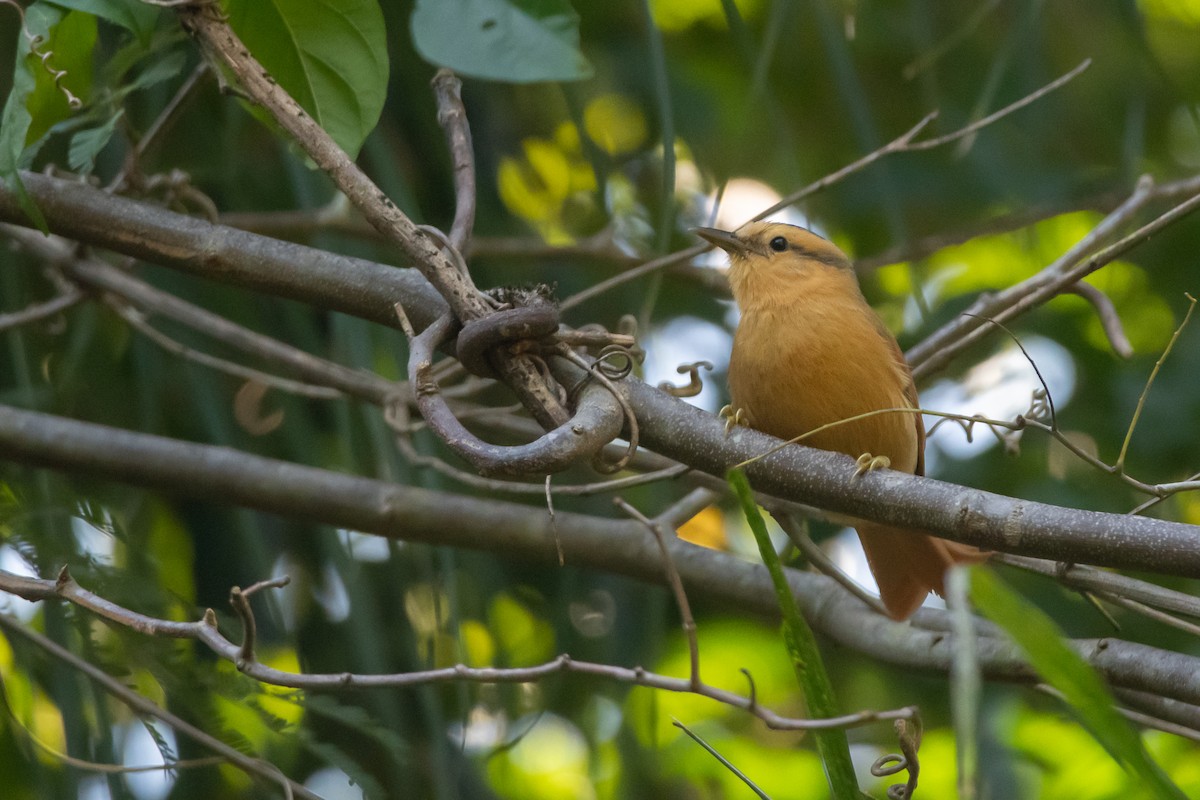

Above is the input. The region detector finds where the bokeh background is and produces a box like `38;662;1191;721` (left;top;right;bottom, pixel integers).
3;0;1200;797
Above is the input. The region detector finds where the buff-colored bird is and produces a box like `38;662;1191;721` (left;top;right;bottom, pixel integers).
696;221;982;620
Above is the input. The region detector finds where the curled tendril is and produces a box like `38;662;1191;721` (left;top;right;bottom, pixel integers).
591;344;638;381
870;716;921;799
2;0;83;109
870;752;908;777
658;360;713;398
558;346;639;474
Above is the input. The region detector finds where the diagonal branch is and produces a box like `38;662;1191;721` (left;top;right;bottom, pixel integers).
908;174;1200;378
177;4;568;428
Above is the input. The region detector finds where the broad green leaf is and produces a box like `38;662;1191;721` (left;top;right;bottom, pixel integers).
0;3;85;229
123;50;187;94
68;108;123;173
970;567;1186;799
23;7;96;146
411;0;593;83
225;0;388;159
727;468;861;800
2;4;63;179
0;10;54;180
48;0;160;44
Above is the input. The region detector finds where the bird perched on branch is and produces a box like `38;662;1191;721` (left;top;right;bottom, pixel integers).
696;221;983;620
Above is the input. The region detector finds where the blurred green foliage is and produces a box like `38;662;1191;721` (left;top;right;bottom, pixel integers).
2;0;1200;798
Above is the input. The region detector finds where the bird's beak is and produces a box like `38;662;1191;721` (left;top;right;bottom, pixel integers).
693;226;748;256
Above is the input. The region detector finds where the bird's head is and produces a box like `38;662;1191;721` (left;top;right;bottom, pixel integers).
695;221;855;308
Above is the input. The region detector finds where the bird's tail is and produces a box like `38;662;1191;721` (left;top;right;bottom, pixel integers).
855;523;988;621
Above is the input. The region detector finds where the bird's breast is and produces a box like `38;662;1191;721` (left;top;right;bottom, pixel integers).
728;303;919;473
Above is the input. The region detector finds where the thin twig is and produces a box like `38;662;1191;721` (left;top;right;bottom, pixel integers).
1092;590;1200;639
1116;293;1196;470
672;718;770;799
615;498;701;690
654;487;717;528
546;475;564;566
1035;684;1200;743
4;224;397;403
229;586;257;664
0;285;84;332
909;60;1092;151
993;554;1200;620
0;568;920;733
431;70;476;254
774;512;888;616
0;611;316;799
110;63;211;192
962;312;1057;428
911;181;1200;380
562;60;1090;313
0;672;225;775
107;298;342;399
734;401;1200;503
1067;282;1134;358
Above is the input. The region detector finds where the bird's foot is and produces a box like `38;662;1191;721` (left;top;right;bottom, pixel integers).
718;404;746;435
853;452;891;479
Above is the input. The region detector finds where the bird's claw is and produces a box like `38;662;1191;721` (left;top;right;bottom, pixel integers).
853;452;890;478
719;404;746;435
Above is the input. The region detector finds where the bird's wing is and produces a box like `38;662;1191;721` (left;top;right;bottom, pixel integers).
874;318;926;478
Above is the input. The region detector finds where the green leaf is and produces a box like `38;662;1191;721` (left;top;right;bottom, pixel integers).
23;7;96;146
970;567;1186;799
411;0;593;83
0;3;82;229
68;108;123;173
1;4;63;179
225;0;388;159
727;468;861;800
118;49;188;95
48;0;160;44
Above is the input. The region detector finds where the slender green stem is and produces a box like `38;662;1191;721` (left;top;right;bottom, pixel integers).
1117;293;1196;470
728;468;861;800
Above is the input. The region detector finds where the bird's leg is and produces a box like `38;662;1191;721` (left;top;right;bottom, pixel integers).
853;452;891;478
718;404;747;435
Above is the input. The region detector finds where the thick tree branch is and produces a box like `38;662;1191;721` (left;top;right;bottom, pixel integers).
1;403;1199;713
1;175;1197;571
607;374;1200;576
0;173;448;330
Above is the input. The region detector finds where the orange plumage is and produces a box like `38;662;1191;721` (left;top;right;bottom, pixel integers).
697;221;982;620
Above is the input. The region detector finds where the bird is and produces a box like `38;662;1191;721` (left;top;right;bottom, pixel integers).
695;220;983;620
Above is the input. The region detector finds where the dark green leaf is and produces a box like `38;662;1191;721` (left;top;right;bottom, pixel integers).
225;0;388;159
124;50;187;93
48;0;160;44
411;0;593;83
67;109;123;173
970;567;1186;799
22;7;96;145
1;4;65;178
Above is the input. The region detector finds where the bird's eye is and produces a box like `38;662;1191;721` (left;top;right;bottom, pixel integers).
769;236;788;252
